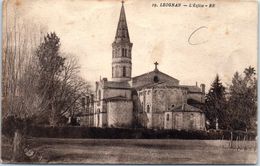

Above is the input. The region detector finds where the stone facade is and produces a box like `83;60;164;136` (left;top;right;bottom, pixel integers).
132;69;179;88
94;79;133;128
90;2;206;131
164;104;206;130
132;80;205;130
107;100;133;127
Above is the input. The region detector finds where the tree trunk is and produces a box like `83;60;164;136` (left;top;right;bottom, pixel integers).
12;129;25;162
49;102;58;126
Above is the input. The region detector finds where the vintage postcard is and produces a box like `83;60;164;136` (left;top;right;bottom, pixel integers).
1;0;258;164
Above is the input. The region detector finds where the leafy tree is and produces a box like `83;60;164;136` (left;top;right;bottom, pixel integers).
205;75;228;129
228;66;257;131
2;28;91;161
36;32;66;126
35;33;92;126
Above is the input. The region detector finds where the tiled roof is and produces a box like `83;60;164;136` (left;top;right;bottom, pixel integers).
132;69;179;82
187;98;204;105
169;103;203;112
135;81;186;90
103;81;132;89
180;85;202;93
104;96;130;101
114;2;130;42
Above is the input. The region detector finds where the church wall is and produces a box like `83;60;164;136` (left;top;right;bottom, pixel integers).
137;88;153;112
146;112;153;128
95;83;104;117
93;109;99;127
107;100;133;128
172;112;184;130
136;92;144;112
152;88;167;113
166;88;187;108
94;80;133;128
152;113;164;129
201;113;206;129
136;112;149;128
112;62;132;79
101;112;108;127
164;111;205;131
152;87;187;113
137;88;153;128
172;112;205;131
164;112;173;129
94;112;107;128
79;114;94;127
94;99;108;127
132;72;179;88
136;87;189;129
182;112;195;130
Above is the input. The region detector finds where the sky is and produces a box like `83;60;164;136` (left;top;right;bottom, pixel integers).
5;0;258;90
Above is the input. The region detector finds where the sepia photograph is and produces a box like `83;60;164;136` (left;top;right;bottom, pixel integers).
1;0;258;164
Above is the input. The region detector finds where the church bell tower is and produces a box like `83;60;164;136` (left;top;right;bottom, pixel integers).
112;1;133;82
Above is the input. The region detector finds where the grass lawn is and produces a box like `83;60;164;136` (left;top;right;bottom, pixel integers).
2;137;257;164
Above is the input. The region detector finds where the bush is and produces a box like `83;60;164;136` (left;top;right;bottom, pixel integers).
24;126;257;140
2;116;34;138
2;116;16;138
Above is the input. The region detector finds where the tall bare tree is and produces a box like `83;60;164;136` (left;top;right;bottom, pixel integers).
2;1;47;161
2;1;91;161
2;0;46;118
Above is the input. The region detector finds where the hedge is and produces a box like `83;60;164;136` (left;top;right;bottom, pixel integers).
21;126;256;140
2;116;256;140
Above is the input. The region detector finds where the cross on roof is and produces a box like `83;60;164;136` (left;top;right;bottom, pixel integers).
154;61;159;70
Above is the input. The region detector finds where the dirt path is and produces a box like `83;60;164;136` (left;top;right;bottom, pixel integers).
2;138;257;164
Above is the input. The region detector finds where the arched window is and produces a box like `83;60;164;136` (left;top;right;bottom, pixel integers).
86;96;90;107
98;90;101;101
116;48;120;57
147;105;150;113
124;49;127;57
166;114;170;121
121;48;127;57
97;109;100;126
81;97;86;108
120;48;127;57
128;49;131;57
123;66;126;77
154;76;159;83
121;48;124;57
112;67;114;77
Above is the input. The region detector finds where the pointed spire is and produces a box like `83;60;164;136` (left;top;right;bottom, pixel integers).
115;1;130;42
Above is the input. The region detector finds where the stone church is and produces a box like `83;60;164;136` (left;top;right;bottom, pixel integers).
93;2;206;130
